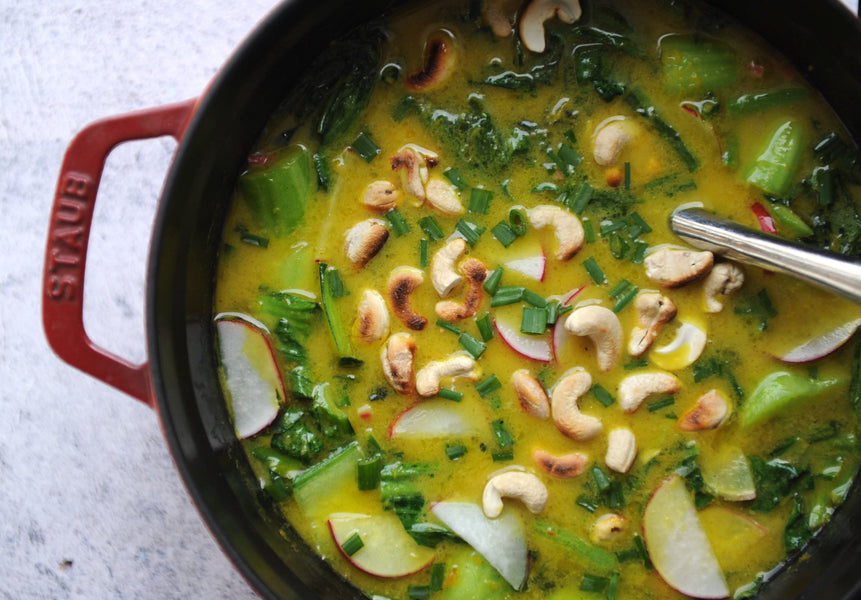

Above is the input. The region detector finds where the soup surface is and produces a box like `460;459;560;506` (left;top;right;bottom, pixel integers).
213;1;861;598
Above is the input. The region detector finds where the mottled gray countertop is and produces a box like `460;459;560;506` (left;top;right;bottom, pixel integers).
0;1;857;599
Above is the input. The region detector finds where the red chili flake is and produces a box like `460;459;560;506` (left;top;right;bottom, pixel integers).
751;202;778;235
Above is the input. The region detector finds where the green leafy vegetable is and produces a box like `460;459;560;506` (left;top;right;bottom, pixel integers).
741;371;842;428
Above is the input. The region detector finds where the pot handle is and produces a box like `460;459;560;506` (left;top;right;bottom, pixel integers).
42;98;197;408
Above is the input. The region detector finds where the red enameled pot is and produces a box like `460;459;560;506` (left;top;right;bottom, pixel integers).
42;0;861;598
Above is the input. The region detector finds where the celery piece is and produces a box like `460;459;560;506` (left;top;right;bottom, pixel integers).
746;120;804;197
532;519;616;572
741;371;842;428
239;146;315;236
293;442;362;515
319;263;361;366
728;88;808;116
251;447;304;479
660;35;738;94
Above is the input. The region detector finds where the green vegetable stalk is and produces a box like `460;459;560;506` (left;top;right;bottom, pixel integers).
741;371;842;428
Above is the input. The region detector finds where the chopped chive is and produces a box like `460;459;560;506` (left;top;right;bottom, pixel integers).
476;313;494;342
491;419;515;448
608;279;632;299
417;215;445;241
386;209;411;237
408;585;431;600
600;220;627;236
564;128;577;146
555;189;570;206
608;233;630;260
501;178;513;199
533;181;558;193
583;219;596;243
419;238;428;268
592;465;612;492
591;384;616;407
366;433;383;455
263;475;291;501
522;289;548;308
239;230;270;248
623;161;631;190
556;144;583;175
647;396;675;412
492;449;514;462
350;131;381;163
491;221;518;247
632;241;649;264
483;267;504;295
580;574;609;593
634;534;653;569
430;563;445;592
324;266;348;298
613;285;639;313
445;443;468;460
583;257;606;285
437;388;464;402
341;532;364;557
569;180;594;214
477;375;502;398
491;285;525;307
436;319;462;335
443;167;469;190
625;358;648;371
455;219;486;246
576;495;600;512
628;212;652;239
607;572;620;600
459;331;487;359
357;455;382;491
509;208;527;236
521;306;549;335
468;188;494;214
545;300;561;325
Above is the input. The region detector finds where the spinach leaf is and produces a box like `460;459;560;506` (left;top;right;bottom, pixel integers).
784;494;813;553
748;456;807;512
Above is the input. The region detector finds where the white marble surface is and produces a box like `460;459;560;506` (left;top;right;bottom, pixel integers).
1;1;858;599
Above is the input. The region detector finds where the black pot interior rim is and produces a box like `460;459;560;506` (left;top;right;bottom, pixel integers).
147;0;861;599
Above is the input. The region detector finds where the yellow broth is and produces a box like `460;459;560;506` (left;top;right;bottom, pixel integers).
214;0;861;598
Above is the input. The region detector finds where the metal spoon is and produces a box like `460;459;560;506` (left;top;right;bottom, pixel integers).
669;206;861;305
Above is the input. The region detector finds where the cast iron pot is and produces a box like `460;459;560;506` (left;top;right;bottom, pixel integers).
42;0;861;598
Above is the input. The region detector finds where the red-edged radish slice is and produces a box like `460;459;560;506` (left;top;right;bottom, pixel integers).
503;251;546;282
329;512;435;578
642;475;729;599
215;314;285;439
774;318;861;363
494;315;552;363
389;400;481;439
431;501;528;591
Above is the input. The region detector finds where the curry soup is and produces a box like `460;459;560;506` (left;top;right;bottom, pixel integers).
213;1;861;598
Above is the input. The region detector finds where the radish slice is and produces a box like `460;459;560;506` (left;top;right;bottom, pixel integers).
774;318;861;363
389;400;481;439
329;512;435;578
215;315;285;439
494;316;552;363
431;501;528;591
503;252;546;282
642;475;729;599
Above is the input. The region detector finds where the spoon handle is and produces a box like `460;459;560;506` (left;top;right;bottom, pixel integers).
669;207;861;305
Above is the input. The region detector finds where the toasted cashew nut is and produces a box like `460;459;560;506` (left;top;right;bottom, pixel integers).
354;290;389;343
381;333;416;396
362;180;400;211
618;372;681;413
605;428;637;473
344;219;389;267
678;389;730;431
482;471;549;518
431;238;467;297
415;352;480;397
551;369;602;441
645;248;714;288
406;32;455;91
527;205;585;261
703;262;745;313
391;146;437;200
435;258;488;321
386;266;428;331
565;306;622;372
593;118;634;166
628;293;678;356
533;449;589;479
519;0;582;53
590;513;628;545
425;179;465;215
512;369;550;419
